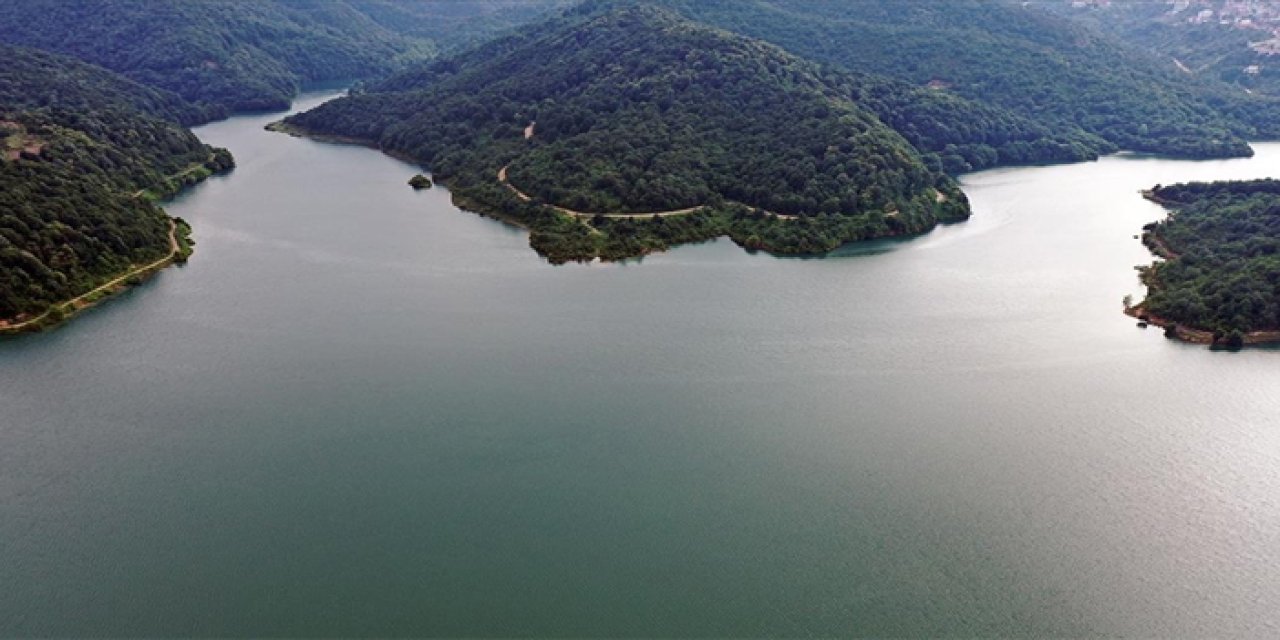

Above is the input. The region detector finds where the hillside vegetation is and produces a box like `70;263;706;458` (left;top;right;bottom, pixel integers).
284;5;971;262
654;0;1280;159
0;0;563;114
824;70;1112;175
1136;180;1280;345
0;45;232;322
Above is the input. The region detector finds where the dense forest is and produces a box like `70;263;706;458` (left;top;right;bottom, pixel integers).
1136;180;1280;346
828;71;1113;174
0;0;564;115
284;5;970;262
648;0;1280;160
0;45;232;322
0;45;221;126
289;0;1280;262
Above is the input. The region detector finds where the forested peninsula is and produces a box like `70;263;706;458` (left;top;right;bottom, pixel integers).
1130;180;1280;348
282;0;1280;263
0;45;232;331
281;5;982;262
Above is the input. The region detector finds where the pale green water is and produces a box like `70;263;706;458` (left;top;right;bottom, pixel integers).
4;92;1280;636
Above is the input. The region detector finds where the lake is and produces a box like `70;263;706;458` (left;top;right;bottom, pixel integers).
4;91;1280;636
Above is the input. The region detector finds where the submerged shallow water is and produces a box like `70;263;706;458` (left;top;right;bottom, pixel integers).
4;92;1280;636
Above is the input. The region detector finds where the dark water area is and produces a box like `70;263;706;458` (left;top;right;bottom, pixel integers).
4;92;1280;636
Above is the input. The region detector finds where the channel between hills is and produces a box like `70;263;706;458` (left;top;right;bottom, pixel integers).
495;120;720;219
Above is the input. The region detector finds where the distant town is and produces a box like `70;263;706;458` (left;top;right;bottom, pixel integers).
1069;0;1280;67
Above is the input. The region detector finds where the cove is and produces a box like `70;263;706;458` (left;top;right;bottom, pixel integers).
3;92;1280;636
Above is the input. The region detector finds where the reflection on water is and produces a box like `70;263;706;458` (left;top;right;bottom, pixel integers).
4;93;1280;636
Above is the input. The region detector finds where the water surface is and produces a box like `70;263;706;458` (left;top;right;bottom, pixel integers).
4;92;1280;636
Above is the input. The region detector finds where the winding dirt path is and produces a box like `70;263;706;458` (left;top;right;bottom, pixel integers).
497;120;800;220
132;153;217;198
0;220;180;332
497;164;798;221
498;164;709;218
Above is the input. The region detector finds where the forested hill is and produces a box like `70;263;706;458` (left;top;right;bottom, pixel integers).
649;0;1280;160
0;0;417;113
0;0;564;115
377;12;1113;177
822;70;1112;175
1136;180;1280;346
0;45;232;323
285;5;969;262
0;44;219;126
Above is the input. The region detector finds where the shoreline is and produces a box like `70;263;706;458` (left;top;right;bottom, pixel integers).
1139;189;1187;208
272;121;930;265
497;163;807;221
267;122;541;234
1123;304;1280;347
0;219;192;335
271;123;752;222
265;121;423;166
1129;190;1280;348
0;149;228;334
267;122;694;262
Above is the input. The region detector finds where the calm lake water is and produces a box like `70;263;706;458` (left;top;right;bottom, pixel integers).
4;91;1280;636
